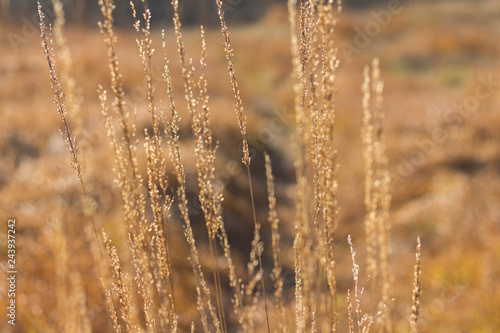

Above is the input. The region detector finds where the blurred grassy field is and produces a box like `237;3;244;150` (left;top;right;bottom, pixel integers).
1;0;500;332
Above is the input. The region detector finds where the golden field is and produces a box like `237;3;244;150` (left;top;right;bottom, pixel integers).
1;0;500;332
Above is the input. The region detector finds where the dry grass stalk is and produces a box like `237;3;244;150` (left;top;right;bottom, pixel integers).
66;272;93;333
168;2;228;331
97;1;156;326
348;235;362;331
362;58;392;331
52;0;82;142
101;278;121;333
287;2;308;330
133;1;178;330
348;235;377;333
288;0;342;331
347;290;354;333
53;213;92;333
102;231;137;332
215;0;250;167
265;152;286;333
162;40;213;333
98;0;147;234
38;1;81;182
39;2;120;330
215;1;271;331
410;238;422;333
98;0;181;331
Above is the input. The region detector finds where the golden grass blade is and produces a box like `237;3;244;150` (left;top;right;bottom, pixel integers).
410;237;422;333
167;3;225;330
38;2;120;330
215;1;272;331
362;58;392;331
347;290;354;333
103;231;137;332
265;152;286;333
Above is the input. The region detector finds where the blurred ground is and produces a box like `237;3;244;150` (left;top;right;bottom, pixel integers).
1;0;500;332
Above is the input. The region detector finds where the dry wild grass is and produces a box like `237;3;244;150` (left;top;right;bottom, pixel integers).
34;0;426;332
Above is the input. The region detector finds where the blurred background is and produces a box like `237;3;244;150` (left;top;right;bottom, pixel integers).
1;0;500;332
2;0;419;26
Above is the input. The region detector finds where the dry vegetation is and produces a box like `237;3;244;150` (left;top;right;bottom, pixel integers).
1;0;500;332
